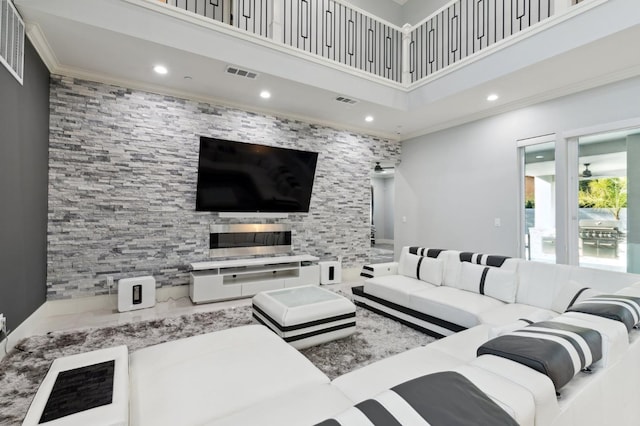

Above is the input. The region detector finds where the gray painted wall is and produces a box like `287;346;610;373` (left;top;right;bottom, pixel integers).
47;76;400;299
396;76;640;259
0;40;50;330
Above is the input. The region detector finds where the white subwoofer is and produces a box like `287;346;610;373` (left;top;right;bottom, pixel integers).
117;276;156;312
319;261;342;285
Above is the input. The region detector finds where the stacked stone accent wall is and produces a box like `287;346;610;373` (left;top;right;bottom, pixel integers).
47;75;400;299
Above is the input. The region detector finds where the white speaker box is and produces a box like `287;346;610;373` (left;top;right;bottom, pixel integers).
319;261;342;285
117;276;156;313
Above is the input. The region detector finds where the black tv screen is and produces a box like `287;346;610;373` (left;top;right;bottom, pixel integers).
196;137;318;212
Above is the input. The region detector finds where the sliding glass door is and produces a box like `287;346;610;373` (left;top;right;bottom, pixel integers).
575;128;639;273
520;137;556;263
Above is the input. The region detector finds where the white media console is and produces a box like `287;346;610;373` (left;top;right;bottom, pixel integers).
189;255;320;303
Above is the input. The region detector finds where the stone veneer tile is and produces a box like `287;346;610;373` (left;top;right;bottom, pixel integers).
47;75;401;299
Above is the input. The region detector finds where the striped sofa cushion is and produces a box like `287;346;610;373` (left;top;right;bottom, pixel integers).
460;252;510;267
315;371;518;426
409;246;446;258
477;321;602;390
567;295;640;332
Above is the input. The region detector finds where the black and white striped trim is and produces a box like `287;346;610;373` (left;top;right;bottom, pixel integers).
478;321;602;390
360;265;374;278
408;247;445;258
351;286;465;338
568;295;640;331
460;252;510;267
252;304;356;344
315;372;518;426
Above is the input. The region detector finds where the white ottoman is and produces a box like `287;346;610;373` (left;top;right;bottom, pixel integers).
252;285;356;349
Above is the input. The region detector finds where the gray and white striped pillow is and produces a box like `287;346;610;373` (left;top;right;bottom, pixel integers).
567;295;640;332
478;321;602;390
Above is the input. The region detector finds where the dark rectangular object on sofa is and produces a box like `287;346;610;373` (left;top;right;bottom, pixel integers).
316;371;518;426
477;321;602;390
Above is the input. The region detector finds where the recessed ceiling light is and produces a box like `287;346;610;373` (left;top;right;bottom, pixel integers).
260;90;271;99
487;94;499;102
153;65;168;75
365;115;374;122
536;155;544;159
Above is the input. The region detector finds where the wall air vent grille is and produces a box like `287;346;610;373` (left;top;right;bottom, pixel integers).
0;0;25;85
335;96;357;105
225;66;258;79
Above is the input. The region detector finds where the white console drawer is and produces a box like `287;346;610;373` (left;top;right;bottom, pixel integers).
190;272;241;303
242;279;284;296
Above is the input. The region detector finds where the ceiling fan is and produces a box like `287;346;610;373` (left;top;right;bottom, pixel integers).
374;162;393;173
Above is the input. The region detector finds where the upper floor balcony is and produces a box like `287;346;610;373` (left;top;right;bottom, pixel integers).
13;0;640;138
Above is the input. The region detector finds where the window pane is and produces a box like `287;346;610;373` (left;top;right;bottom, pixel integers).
577;129;638;272
524;142;556;263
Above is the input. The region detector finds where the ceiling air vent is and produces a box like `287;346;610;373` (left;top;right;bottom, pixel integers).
0;0;25;85
335;96;357;105
226;66;258;79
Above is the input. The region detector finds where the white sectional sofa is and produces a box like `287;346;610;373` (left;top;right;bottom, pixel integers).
24;246;640;425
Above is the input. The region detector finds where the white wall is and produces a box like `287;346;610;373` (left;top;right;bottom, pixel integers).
396;76;640;258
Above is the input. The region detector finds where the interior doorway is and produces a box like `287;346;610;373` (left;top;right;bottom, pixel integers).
371;162;395;263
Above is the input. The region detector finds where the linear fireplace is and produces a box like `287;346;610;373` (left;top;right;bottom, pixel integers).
209;224;292;257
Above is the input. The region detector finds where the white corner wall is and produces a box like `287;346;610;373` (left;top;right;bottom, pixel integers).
396;76;640;258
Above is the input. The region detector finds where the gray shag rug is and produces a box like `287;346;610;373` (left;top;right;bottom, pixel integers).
0;303;434;425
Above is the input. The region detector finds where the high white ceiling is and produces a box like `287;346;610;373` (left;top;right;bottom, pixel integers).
14;0;640;141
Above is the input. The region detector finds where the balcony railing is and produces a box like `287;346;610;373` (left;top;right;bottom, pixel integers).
157;0;586;85
409;0;552;82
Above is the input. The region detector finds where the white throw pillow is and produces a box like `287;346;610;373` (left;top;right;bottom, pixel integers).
399;252;443;286
418;257;444;286
398;252;421;279
458;262;518;303
488;310;556;339
551;280;601;313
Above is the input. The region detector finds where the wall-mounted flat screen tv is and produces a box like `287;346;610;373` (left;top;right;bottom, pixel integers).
196;137;318;213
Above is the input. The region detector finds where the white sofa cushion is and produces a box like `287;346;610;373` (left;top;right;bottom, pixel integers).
555;312;629;367
365;275;436;307
129;325;329;426
516;261;574;311
331;346;465;404
551;280;602;313
207;384;353;426
472;355;559;426
478;303;557;327
488;310;557;339
410;286;504;329
458;262;518;303
397;251;422;278
451;364;535;426
398;252;444;285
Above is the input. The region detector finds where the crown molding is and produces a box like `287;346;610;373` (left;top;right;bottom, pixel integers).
25;23;60;73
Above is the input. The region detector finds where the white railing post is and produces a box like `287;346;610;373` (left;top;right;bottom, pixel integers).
401;23;413;85
232;0;240;29
553;0;573;14
270;0;284;43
